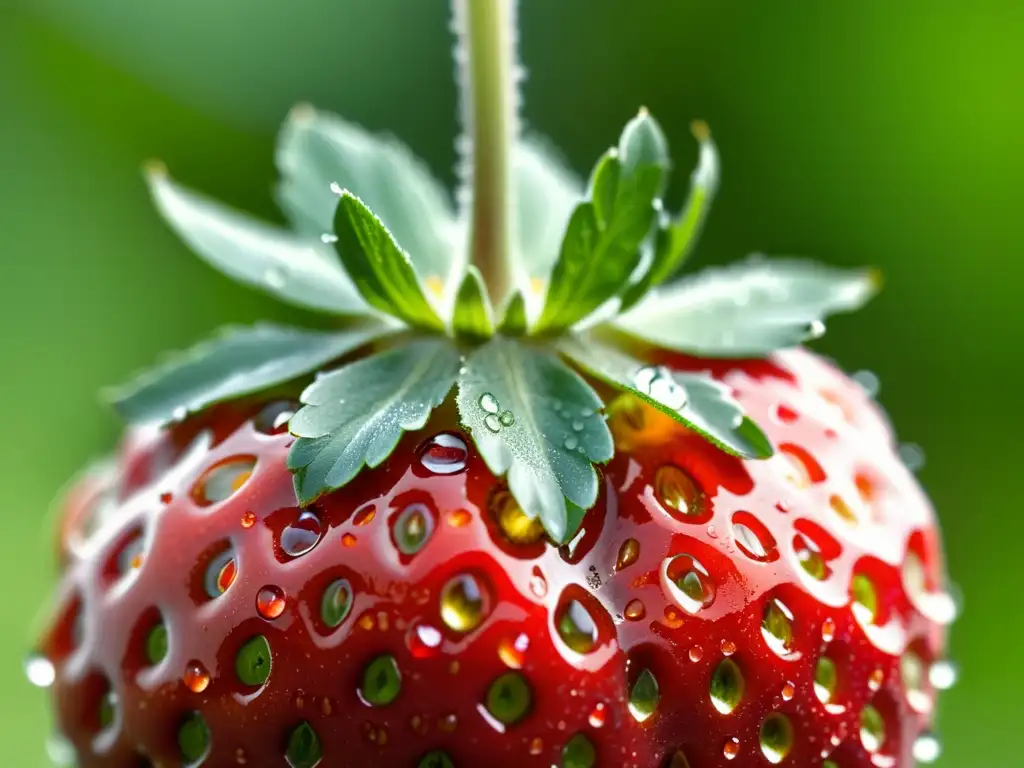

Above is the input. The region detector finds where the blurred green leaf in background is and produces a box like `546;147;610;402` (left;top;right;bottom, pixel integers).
0;1;1020;765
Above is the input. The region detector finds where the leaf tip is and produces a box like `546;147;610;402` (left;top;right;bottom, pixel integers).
690;119;711;142
142;158;168;181
288;102;316;126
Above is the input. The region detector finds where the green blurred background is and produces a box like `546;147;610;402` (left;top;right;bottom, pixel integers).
0;1;1019;765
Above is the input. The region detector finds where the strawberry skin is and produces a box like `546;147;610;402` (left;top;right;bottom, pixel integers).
39;348;949;767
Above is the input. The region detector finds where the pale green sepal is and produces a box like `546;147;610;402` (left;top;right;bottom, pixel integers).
288;339;462;503
496;291;528;336
451;265;495;339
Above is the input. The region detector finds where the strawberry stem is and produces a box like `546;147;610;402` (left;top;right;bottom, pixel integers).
453;0;518;305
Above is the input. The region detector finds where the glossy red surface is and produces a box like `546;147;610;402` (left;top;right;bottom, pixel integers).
40;349;950;767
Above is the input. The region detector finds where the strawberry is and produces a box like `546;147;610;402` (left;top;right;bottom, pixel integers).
31;1;954;766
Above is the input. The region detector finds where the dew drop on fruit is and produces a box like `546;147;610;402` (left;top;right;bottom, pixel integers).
723;737;740;760
254;400;298;435
929;659;959;690
556;598;600;654
859;704;886;753
588;702;607;728
183;661;211;693
419;433;469;474
440;573;488;633
761;598;796;657
721;639;737;656
654;465;705;521
759;712;794;764
628;668;660;723
240;511;257;529
689;645;704;663
663;553;716;614
497;633;529;669
194;457;256;505
408;622;443;659
24;653;55;688
256;585;286;620
868;667;885;691
781;681;795;701
821;617;836;642
529;737;544;755
280;510;322;558
913;732;942;763
616;538;640;571
710;659;745;714
353;505;376;526
393;503;435;555
624;599;646;621
731;512;777;562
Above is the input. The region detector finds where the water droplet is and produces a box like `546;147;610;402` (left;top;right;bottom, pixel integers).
498;633;529;669
145;621;169;665
929;659;959;690
723;737;740;760
341;532;357;548
254;400;298;435
721;639;737;656
440;573;488;632
654;465;705;521
529;737;544;755
408;622;444;659
24;654;55;688
479;393;500;414
616;538;640;571
285;721;323;768
485;672;532;725
853;369;880;397
183;661;210;693
178;712;210;765
868;667;885;691
913;732;942;763
851;572;879;624
499;410;515;427
628;668;660;722
899;442;926;472
556;599;599;654
572;419;584;432
353;505;376;526
821;617;836;642
689;645;704;663
814;657;838;704
624;599;646;621
563;435;579;450
419;433;469;474
561;732;596;768
761;599;795;657
360;654;402;706
710;658;745;714
256;586;286;620
448;509;472;527
280;510;322;558
759;713;794;764
235;635;272;687
664;553;716;614
319;232;338;244
634;366;687;410
731;512;777;562
393;503;434;555
781;681;795;701
489;488;545;544
859;704;886;752
195;457;256;505
484;414;502;432
204;548;237;598
321;579;353;628
240;511;257;529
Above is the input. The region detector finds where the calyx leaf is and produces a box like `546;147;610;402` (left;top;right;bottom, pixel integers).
276;105;461;293
288;338;461;503
615;258;879;357
534;111;670;333
146;166;367;315
451;265;495;338
558;335;773;459
110;323;388;424
331;191;446;331
456;337;613;541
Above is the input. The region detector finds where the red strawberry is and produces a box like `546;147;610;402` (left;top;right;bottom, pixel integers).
36;347;952;767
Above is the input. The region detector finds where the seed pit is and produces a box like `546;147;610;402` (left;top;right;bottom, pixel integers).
778;443;825;488
654;465;709;523
731;511;778;562
759;712;794;764
710;658;744;714
191;540;237;603
193;456;256;506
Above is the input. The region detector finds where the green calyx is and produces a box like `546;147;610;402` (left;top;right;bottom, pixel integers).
110;6;878;545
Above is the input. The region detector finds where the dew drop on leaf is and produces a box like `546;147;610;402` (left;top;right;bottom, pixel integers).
478;392;500;414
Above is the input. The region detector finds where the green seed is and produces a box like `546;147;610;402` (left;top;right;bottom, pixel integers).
320;579;353;628
178;712;210;765
418;751;455;768
485;671;532;725
361;654;401;706
860;704;886;752
235;635;272;687
710;658;745;714
561;733;596;768
98;689;117;731
628;668;660;723
285;721;323;768
761;598;794;655
145;622;169;665
814;656;838;703
394;504;434;555
852;573;879;621
759;712;794;764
